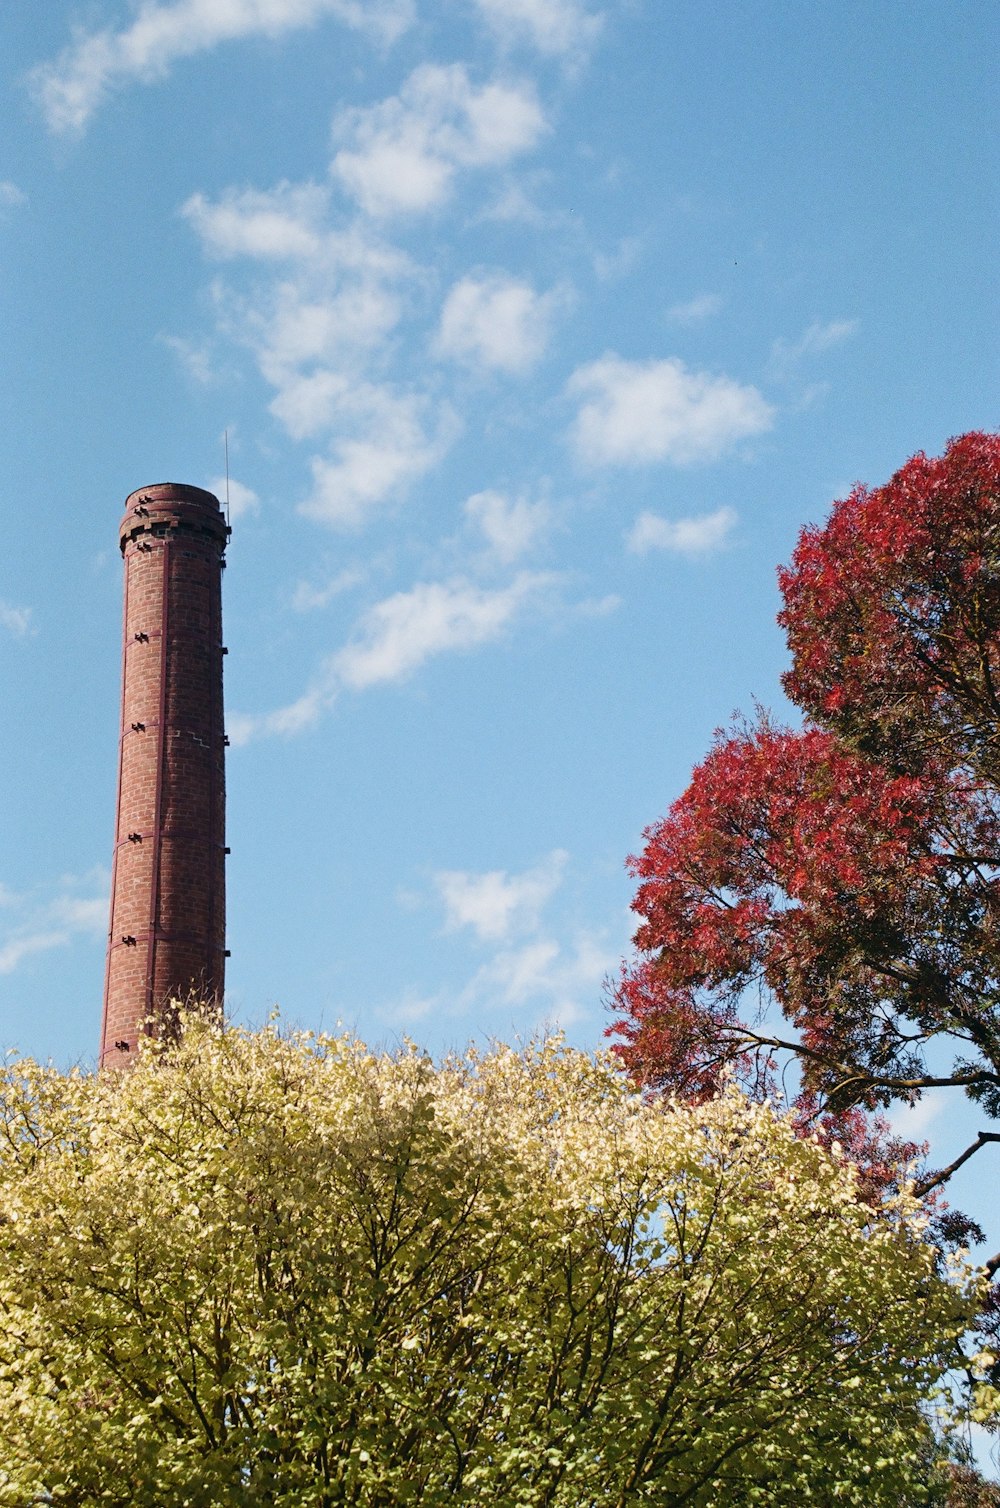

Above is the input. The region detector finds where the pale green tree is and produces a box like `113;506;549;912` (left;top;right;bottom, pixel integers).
0;1021;977;1505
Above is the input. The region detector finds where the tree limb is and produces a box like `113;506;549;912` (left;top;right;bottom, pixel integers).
913;1131;1000;1198
718;1022;997;1097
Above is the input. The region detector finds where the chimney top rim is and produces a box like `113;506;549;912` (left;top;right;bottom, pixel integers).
124;482;222;512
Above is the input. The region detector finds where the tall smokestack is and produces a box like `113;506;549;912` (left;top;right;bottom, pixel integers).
100;483;229;1069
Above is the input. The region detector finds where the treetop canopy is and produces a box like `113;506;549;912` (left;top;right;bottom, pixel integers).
0;1019;978;1505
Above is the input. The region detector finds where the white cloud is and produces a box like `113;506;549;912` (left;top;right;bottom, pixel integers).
292;566;365;611
666;292;723;325
269;370;353;438
298;387;459;528
181;114;552;551
379;924;611;1035
480;937;560;999
182;181;454;532
436;850;568;941
568;354;774;466
478;179;557;226
184;200;410;379
768;318;858;378
470;0;603;57
31;0;415;136
182;184;329;261
230;570;558;741
160;334;217;384
0;871;108;976
0;601;32;637
206;475;260;520
258;283;406;392
463;929;611;1028
593;236;642;282
0;181;26;211
887;1088;947;1142
184;186;409;283
398;849;616;1031
0;932;68;975
333;571;555;688
378;990;439;1027
227;687;328;745
184;194;414;460
435;272;560;374
626;505;737;556
464;489;550;564
331;64;546;217
576;592;620;617
48;896;108;932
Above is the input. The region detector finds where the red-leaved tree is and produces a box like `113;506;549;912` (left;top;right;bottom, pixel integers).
609;432;1000;1231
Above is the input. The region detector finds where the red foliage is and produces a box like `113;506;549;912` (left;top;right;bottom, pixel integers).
779;430;1000;778
610;434;1000;1204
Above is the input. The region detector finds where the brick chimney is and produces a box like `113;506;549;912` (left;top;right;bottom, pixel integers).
100;483;229;1068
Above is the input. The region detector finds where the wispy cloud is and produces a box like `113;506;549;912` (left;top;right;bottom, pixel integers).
430;849;615;1031
183;184;444;528
298;387;460;528
228;688;328;745
230;571;558;741
470;0;604;59
567;354;773;467
182;183;330;261
0;871;108;976
478;175;564;227
184;198;411;374
435;849;568;940
206;475;260;520
464;489;551;564
382;850;615;1033
333;571;555;689
49;895;108;932
379;926;609;1034
0;181;26;211
593;236;642;282
31;0;414;136
160;334;218;385
626;505;737;556
464;929;609;1027
0;600;33;637
331;64;547;217
768;318;858;379
435;271;562;374
666;292;723;325
0;932;69;976
292;566;366;612
887;1088;947;1143
251;281;409;403
179;64;556;551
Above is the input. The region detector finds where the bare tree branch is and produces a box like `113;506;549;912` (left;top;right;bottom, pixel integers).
718;1023;997;1099
914;1132;1000;1199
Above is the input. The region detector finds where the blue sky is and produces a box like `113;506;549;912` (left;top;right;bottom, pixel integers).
2;1;999;1282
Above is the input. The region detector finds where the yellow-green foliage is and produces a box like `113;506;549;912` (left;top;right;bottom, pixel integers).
0;1020;974;1505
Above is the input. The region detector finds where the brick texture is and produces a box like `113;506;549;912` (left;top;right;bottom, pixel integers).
100;483;229;1069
